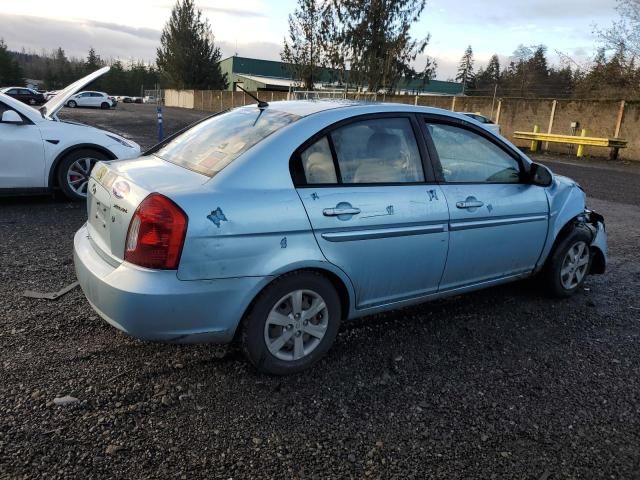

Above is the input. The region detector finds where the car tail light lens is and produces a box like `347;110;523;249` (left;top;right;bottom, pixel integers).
125;193;188;269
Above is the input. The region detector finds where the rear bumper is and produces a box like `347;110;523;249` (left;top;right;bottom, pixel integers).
73;224;267;344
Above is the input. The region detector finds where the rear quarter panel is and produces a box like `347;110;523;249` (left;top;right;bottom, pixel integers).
176;187;327;280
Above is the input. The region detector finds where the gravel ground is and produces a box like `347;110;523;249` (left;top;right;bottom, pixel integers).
1;104;640;479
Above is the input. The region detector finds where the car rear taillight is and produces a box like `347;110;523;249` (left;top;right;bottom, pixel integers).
124;193;188;269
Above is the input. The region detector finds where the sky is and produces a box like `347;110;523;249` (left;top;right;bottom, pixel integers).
0;0;620;80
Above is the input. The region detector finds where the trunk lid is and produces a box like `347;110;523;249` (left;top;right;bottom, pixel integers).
86;156;209;263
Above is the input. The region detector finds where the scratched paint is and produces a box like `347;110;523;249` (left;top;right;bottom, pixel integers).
207;207;228;227
428;190;438;201
311;192;319;201
386;205;394;215
280;237;287;248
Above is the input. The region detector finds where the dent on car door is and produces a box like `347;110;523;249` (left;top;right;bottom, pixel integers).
294;115;449;309
423;120;549;290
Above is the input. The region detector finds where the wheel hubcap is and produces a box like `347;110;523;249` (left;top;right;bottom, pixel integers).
66;157;97;197
264;289;329;361
560;241;589;290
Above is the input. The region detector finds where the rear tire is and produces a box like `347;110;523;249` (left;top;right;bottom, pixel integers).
544;225;592;298
241;271;341;375
56;149;109;201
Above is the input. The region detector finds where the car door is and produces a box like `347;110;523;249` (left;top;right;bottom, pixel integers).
294;115;449;309
421;117;549;291
14;89;28;104
0;101;46;188
90;92;103;106
75;93;89;107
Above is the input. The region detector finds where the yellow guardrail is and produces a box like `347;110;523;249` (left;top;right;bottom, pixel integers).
513;127;628;159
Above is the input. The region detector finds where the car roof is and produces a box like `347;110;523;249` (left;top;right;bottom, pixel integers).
244;99;471;121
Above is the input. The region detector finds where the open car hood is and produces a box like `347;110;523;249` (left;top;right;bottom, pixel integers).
40;66;110;119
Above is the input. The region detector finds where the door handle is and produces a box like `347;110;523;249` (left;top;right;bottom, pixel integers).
323;207;361;217
456;200;484;209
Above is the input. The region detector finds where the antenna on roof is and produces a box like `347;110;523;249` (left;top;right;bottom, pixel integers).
235;84;269;109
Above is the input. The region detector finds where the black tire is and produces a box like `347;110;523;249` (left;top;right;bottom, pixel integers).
544;224;593;298
56;149;109;201
241;271;342;375
67;100;77;108
100;102;110;109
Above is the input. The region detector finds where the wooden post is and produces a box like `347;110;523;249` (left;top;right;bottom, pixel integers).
451;96;457;111
544;100;557;151
271;91;274;102
220;91;223;112
531;125;540;153
577;129;587;158
414;95;418;106
494;100;502;125
614;100;625;138
231;90;234;108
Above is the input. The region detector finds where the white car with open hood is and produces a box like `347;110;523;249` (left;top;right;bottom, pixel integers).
0;67;140;200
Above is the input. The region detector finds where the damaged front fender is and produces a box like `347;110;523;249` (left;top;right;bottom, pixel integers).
536;175;608;274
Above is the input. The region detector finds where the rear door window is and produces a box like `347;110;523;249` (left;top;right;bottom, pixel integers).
155;108;300;177
331;117;424;184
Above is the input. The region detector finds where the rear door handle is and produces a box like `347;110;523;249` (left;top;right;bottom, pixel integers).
323;207;361;217
456;200;484;209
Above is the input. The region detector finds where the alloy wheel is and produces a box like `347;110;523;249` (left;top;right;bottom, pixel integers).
560;241;589;290
66;157;97;198
264;289;329;361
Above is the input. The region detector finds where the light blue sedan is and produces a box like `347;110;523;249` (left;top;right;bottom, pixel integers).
74;101;607;374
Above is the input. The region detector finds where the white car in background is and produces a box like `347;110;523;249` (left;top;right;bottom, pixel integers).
67;91;115;109
0;67;140;200
460;112;501;135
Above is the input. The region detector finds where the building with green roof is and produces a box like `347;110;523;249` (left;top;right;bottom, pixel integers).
219;56;463;95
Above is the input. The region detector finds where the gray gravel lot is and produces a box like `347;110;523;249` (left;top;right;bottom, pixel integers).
1;103;640;479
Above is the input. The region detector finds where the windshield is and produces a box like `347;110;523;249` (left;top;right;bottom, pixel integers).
154;108;300;177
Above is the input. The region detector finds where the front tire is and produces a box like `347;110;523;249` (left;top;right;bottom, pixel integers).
545;225;592;298
241;271;341;375
56;149;109;201
67;100;77;108
101;102;110;109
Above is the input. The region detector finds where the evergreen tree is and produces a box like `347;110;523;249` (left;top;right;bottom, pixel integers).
156;0;227;90
472;54;500;95
0;39;24;85
335;0;434;93
486;54;501;84
456;45;475;93
85;48;103;72
281;0;327;90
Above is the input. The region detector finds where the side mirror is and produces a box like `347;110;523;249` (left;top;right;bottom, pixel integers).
1;110;23;124
529;162;553;187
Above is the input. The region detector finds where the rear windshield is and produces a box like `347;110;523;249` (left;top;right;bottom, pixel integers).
154;108;300;177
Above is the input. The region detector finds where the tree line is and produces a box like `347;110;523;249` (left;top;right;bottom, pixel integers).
0;42;160;95
456;0;640;99
2;0;639;99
